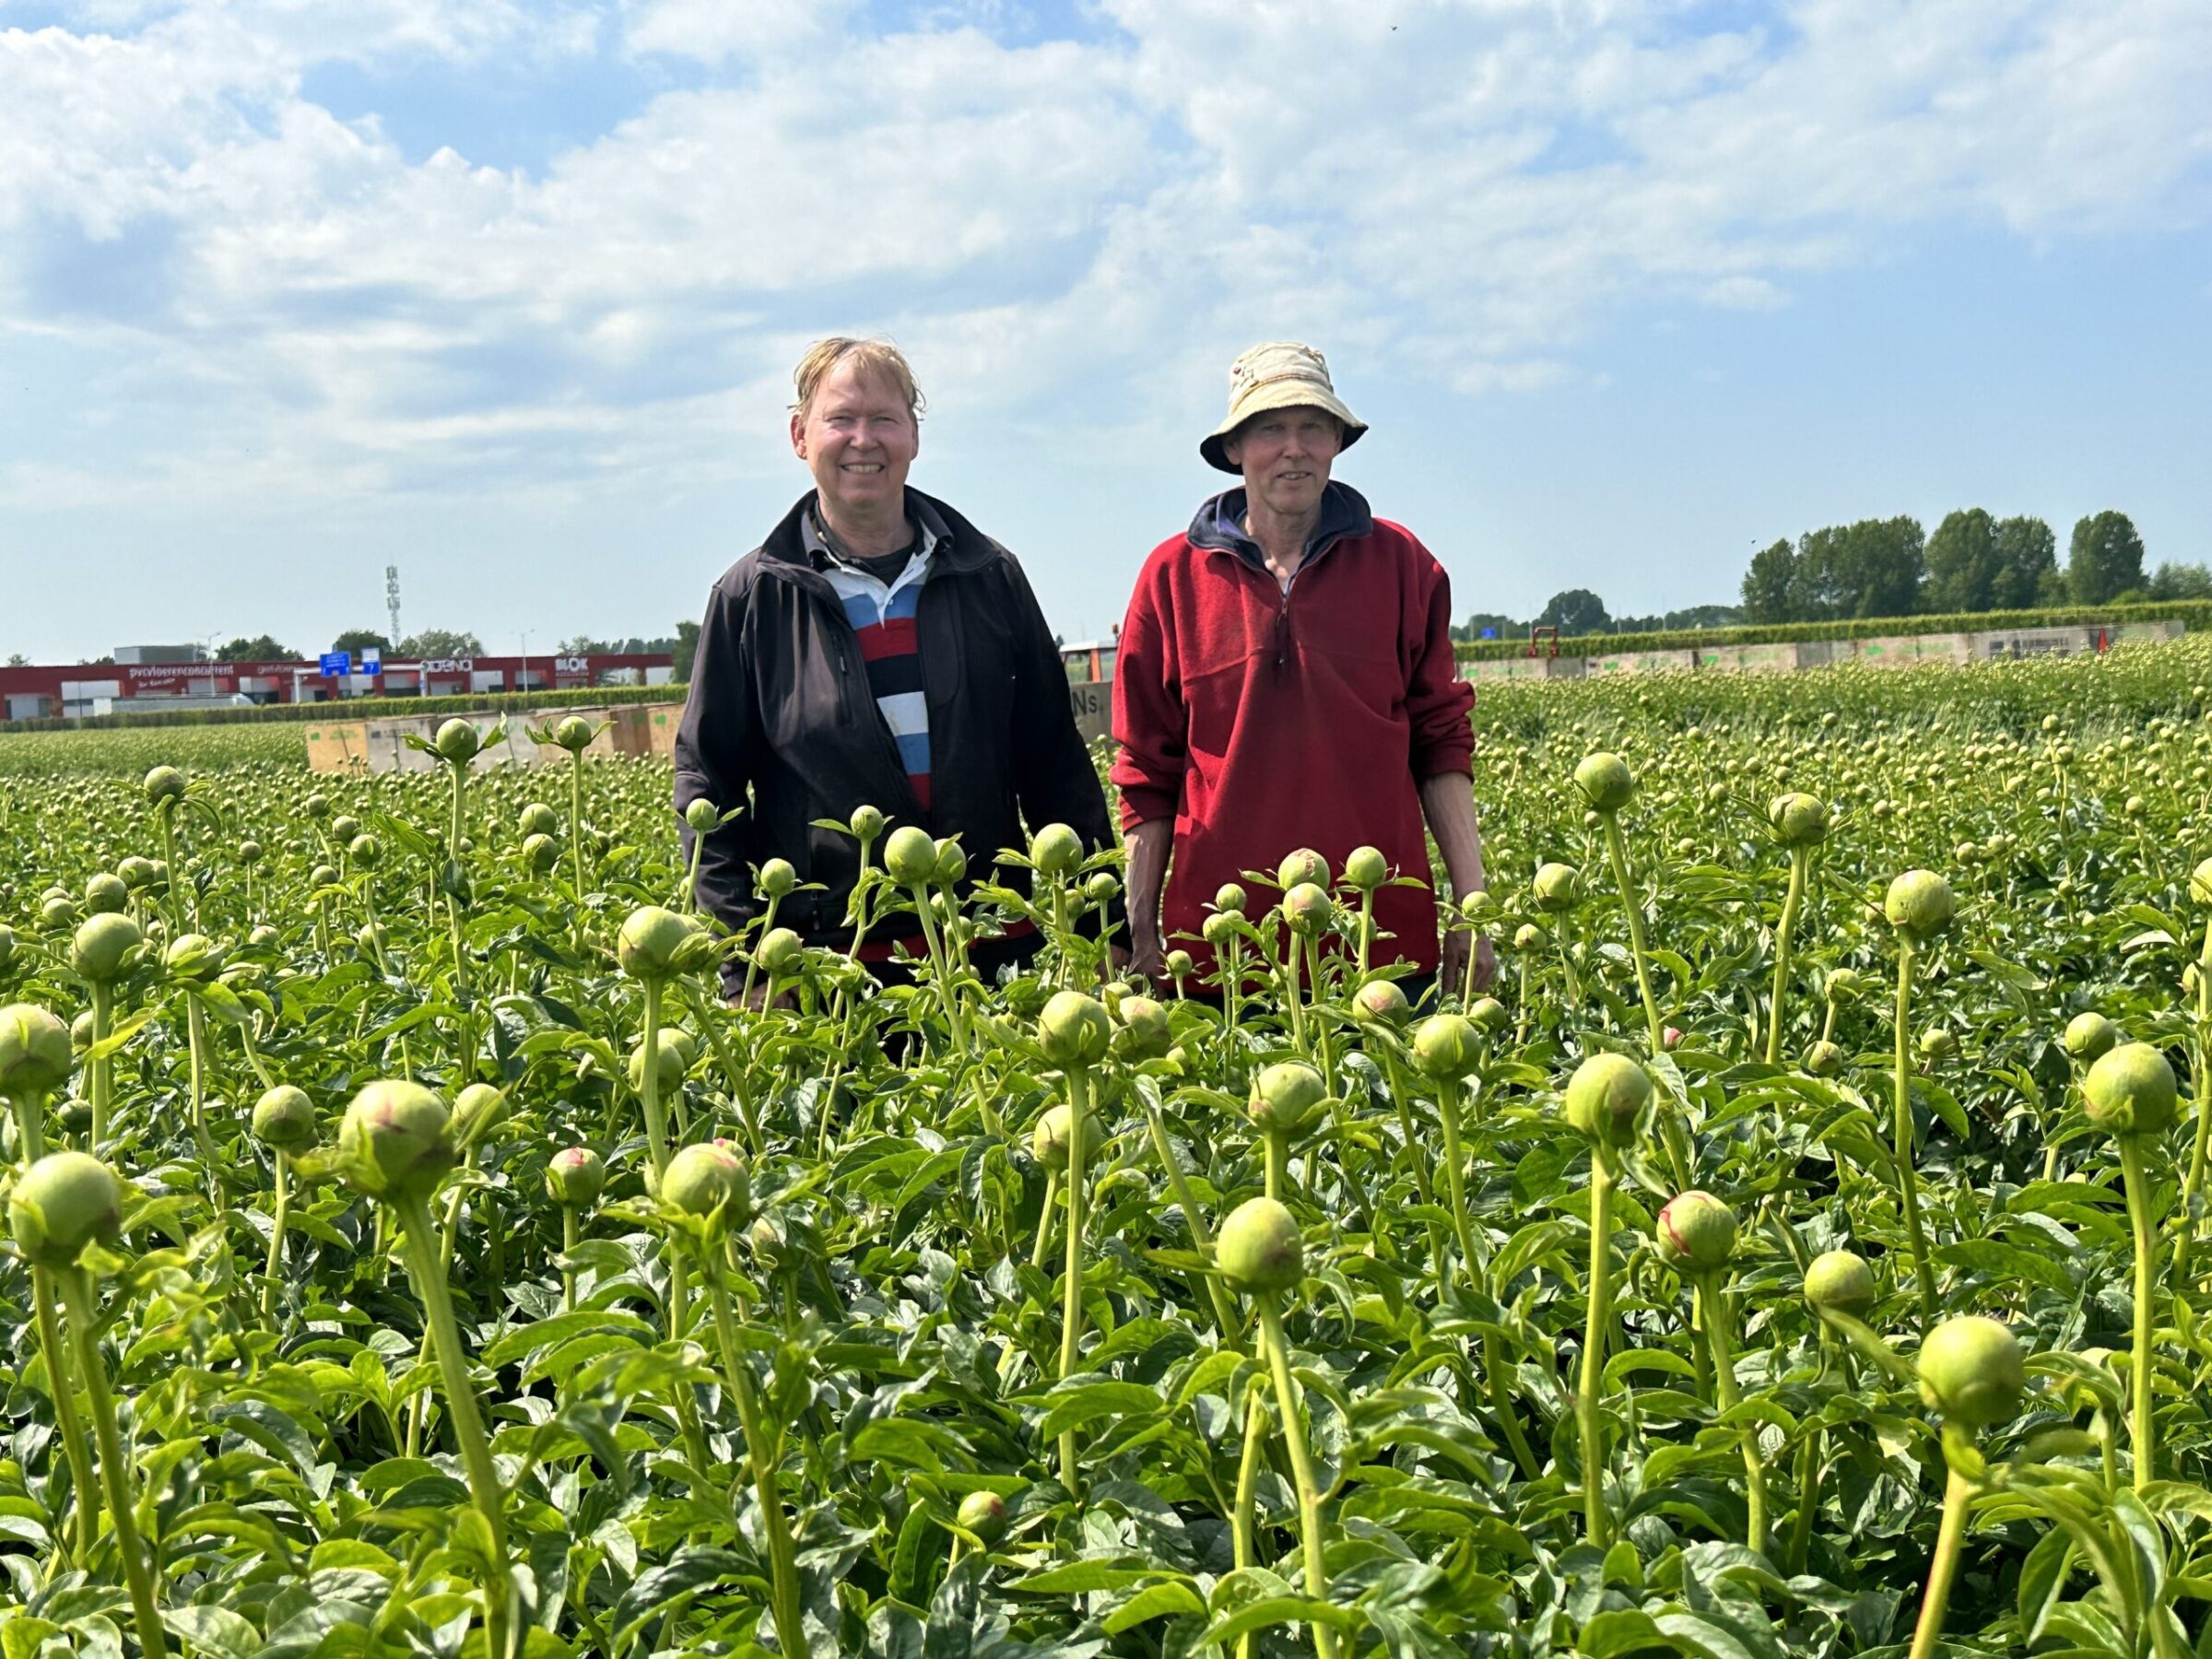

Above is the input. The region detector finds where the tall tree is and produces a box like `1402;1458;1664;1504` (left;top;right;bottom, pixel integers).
1924;509;1998;612
1988;517;2055;611
2068;511;2146;605
673;618;700;682
397;629;485;660
331;629;393;657
1535;588;1610;635
215;634;296;663
2147;561;2212;600
1837;517;1926;618
1740;538;1799;623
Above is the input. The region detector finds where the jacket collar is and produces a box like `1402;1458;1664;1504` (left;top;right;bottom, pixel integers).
759;488;993;578
1188;480;1374;574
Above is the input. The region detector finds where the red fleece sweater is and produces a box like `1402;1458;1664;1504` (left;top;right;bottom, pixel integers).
1111;494;1476;972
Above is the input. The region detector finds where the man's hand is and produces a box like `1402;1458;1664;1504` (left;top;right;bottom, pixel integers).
1439;925;1496;1000
1128;930;1169;993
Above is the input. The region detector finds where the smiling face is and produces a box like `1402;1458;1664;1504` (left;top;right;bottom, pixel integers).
1224;404;1343;520
790;358;919;519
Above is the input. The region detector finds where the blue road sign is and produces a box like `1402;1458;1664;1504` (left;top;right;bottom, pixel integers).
320;653;352;676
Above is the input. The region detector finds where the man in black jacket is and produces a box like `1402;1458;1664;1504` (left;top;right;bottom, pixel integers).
675;337;1116;1001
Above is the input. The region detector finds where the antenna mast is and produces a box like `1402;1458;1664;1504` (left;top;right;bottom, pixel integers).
385;565;402;647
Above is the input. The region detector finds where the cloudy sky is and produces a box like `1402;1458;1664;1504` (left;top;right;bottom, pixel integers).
3;0;2207;663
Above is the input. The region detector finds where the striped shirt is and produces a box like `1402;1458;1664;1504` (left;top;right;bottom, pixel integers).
808;508;937;811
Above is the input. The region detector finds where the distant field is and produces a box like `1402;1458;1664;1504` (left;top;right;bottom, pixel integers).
0;724;306;777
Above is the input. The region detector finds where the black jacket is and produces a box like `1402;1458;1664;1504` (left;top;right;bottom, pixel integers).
675;489;1117;973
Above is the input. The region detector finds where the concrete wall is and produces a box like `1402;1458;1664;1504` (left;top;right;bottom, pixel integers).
305;702;680;775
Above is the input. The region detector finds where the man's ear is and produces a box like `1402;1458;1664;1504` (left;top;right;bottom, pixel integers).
789;408;808;460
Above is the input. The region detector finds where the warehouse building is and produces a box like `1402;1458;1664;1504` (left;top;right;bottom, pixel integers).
0;650;675;722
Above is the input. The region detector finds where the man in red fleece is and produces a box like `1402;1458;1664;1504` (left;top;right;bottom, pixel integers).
1112;341;1492;998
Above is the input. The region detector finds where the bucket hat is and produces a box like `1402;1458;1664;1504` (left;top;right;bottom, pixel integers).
1200;341;1368;474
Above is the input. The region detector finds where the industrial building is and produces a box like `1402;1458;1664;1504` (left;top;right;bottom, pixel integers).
0;649;676;722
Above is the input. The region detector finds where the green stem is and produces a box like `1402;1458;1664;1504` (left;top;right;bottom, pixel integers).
1030;1171;1059;1272
30;1266;99;1565
570;749;588;900
1906;1465;1975;1659
1601;814;1666;1053
1057;1065;1091;1491
1143;1107;1242;1341
2175;915;2212;1288
561;1206;579;1315
261;1154;290;1325
1892;939;1939;1330
88;982;112;1147
1766;847;1807;1066
1256;1297;1339;1659
1232;1381;1265;1573
1696;1273;1766;1556
700;1258;810;1657
1357;889;1375;978
2119;1134;2158;1492
56;1267;169;1659
393;1193;512;1659
740;893;781;1010
1578;1149;1617;1548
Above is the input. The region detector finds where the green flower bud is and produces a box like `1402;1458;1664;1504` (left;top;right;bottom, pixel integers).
1037;991;1112;1067
303;794;331;820
1533;862;1583;912
617;905;708;982
1884;870;1955;942
940;841;973;888
956;1489;1009;1545
9;1150;124;1269
118;855;159;891
1804;1249;1877;1316
1202;911;1241;947
433;718;481;764
1248;1061;1326;1134
1277;848;1329;890
1573;752;1635;812
1217;1196;1304;1294
884;825;938;886
1351;980;1408;1027
1081;869;1117;906
519;803;559;838
2082;1041;2178;1136
1917;1314;2026;1429
757;858;797;900
451;1082;510;1146
336;1080;457;1203
310;864;338;891
1030;1102;1074;1171
39;898;75;932
546;1146;606;1207
1563;1053;1651;1148
662;1140;749;1223
71;913;143;984
164;932;223;982
629;1028;700;1093
143;766;185;806
1513;922;1545;950
238;840;264;866
1410;1012;1480;1081
522;832;559;873
755;927;803;976
0;924;14;969
850;804;887;842
1342;846;1389;890
1768;792;1830;847
1214;883;1248;914
1654;1190;1738;1272
1467;996;1509;1034
251;1085;317;1152
1806;1040;1844;1077
1114;995;1171;1059
554;715;594;753
683;797;720;834
1163;948;1194;980
2062;1012;2119;1064
1824;968;1865;1006
0;1004;75;1100
2192;858;2212;906
1918;1027;1958;1063
1030;822;1083;877
84;873;127;915
1282;881;1333;936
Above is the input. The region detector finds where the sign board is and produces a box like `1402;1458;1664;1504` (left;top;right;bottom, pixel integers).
420;657;475;674
320;652;352;677
362;648;382;672
554;656;590;674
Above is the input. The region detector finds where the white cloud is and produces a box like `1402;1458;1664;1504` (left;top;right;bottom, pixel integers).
0;0;2206;522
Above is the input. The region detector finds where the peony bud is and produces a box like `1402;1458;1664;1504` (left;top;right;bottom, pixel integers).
1768;792;1830;847
336;1080;456;1203
554;715;594;753
1030;1103;1074;1171
757;858;797;900
1248;1061;1326;1134
1351;980;1408;1027
1030;823;1083;877
1282;882;1333;937
1884;871;1955;942
617;905;707;982
9;1150;124;1269
1917;1314;2026;1429
1533;862;1583;912
143;766;185;806
1573;752;1635;812
1277;848;1330;890
520;803;559;838
956;1488;1009;1545
2082;1041;2178;1136
71;913;143;984
1410;1012;1480;1082
1563;1053;1651;1148
251;1085;317;1152
546;1146;606;1207
1217;1195;1304;1294
1037;991;1112;1067
1804;1249;1877;1316
1342;846;1389;890
1653;1190;1738;1273
883;825;939;886
0;1004;74;1101
662;1140;749;1223
1214;883;1248;914
683;797;720;834
433;719;481;764
2062;1012;2119;1064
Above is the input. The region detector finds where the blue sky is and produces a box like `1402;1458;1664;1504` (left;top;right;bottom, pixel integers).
2;0;2206;661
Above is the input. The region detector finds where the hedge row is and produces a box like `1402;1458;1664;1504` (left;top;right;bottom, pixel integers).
1453;598;2212;663
0;682;684;735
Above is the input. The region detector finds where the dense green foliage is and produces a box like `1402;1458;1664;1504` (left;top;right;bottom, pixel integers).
4;640;2212;1655
0;686;679;750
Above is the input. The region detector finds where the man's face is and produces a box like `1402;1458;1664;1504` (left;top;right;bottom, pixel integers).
1225;405;1343;519
790;359;919;517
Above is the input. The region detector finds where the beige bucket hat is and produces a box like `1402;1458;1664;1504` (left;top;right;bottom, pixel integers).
1200;341;1368;474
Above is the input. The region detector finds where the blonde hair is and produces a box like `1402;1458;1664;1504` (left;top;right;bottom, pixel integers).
791;336;925;424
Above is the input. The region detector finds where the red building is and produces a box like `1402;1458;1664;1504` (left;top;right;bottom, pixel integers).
0;653;676;722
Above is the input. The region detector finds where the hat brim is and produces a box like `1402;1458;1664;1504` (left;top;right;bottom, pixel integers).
1200;386;1367;474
